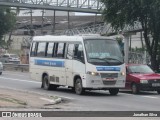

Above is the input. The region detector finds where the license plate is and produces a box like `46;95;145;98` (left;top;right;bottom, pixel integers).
102;78;115;80
152;83;160;87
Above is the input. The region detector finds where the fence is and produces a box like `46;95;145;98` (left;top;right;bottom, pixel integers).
3;63;29;72
128;51;150;64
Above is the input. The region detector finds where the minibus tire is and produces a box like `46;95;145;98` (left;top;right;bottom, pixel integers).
109;88;119;95
131;83;139;94
75;78;84;95
43;75;52;90
157;90;160;94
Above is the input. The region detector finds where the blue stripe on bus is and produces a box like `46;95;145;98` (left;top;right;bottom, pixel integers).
96;66;120;71
35;59;64;67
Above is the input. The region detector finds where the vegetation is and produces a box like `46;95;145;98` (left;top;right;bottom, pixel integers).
0;6;16;49
101;0;160;71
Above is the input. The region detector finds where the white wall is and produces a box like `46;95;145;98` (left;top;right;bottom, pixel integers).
130;32;145;48
4;35;30;50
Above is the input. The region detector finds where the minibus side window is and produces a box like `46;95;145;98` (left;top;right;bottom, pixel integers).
30;42;37;56
66;44;74;59
55;43;66;58
74;44;85;63
30;42;35;56
46;42;54;57
37;42;46;57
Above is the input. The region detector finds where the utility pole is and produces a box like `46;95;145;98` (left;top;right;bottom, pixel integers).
52;10;56;34
41;9;45;34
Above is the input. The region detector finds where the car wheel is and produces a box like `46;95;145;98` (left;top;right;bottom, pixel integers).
42;75;53;90
157;90;160;94
131;83;139;94
109;88;119;95
74;78;84;95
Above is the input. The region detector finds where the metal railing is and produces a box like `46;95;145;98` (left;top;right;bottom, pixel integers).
0;0;104;13
61;22;143;36
3;63;29;72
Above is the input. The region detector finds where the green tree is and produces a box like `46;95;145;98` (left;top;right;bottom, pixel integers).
0;6;16;48
101;0;160;71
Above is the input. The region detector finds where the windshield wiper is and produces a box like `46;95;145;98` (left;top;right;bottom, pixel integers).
89;58;110;64
104;57;123;63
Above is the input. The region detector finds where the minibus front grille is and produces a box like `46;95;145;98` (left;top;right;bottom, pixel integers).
100;73;118;78
102;80;116;85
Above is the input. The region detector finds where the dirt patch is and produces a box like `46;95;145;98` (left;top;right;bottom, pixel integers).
0;88;62;109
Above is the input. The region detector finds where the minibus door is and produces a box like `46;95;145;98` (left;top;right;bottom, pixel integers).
65;59;73;86
65;44;74;86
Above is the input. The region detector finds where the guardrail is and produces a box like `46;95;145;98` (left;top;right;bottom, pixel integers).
3;63;29;72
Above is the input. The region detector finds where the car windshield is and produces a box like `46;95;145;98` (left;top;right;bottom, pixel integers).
128;65;154;74
84;39;123;65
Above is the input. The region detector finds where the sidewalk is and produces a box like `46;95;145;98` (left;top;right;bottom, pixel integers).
0;87;62;110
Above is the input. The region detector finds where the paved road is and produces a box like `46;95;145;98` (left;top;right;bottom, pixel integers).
0;71;160;112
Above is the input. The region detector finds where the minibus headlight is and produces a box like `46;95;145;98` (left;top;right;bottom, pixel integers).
121;72;125;76
87;71;100;76
140;80;148;84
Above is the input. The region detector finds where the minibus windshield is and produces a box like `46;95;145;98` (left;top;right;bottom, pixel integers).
84;39;123;65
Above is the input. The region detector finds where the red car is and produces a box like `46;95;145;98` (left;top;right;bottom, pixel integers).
126;64;160;94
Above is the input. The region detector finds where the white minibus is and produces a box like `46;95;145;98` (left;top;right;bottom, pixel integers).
29;35;126;95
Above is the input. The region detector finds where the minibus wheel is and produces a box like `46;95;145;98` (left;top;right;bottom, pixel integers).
75;78;84;95
109;88;119;95
0;72;2;75
131;83;139;94
157;90;160;94
43;75;52;90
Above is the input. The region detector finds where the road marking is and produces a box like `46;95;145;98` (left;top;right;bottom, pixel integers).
0;86;74;100
141;96;158;99
3;72;28;77
0;76;40;84
3;71;29;76
1;77;159;100
0;77;74;100
119;92;133;95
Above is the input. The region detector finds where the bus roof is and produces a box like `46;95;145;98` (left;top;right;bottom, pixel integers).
32;35;115;42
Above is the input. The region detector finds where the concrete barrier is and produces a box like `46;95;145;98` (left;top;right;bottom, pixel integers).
3;63;29;72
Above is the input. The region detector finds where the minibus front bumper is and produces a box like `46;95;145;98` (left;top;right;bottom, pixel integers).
83;74;125;89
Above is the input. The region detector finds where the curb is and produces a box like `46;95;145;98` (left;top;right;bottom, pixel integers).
54;98;62;104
